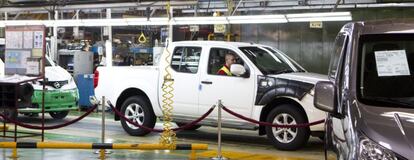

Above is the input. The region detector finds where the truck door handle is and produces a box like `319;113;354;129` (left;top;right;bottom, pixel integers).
201;81;213;84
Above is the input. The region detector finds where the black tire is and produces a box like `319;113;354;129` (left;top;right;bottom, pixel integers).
49;111;69;119
24;113;39;117
0;108;17;122
120;96;156;136
265;104;310;151
176;122;202;130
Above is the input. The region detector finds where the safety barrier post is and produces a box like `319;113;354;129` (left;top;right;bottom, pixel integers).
95;96;111;159
212;100;227;160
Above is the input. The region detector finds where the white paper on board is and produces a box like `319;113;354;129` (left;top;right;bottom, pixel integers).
26;61;40;75
375;50;411;77
23;31;34;49
5;31;23;49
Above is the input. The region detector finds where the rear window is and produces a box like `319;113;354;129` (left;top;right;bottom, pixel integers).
358;34;414;108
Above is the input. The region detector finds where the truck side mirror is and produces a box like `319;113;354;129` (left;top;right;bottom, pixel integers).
230;64;249;78
314;81;337;113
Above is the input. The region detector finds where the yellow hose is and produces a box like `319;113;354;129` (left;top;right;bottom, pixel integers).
159;1;177;149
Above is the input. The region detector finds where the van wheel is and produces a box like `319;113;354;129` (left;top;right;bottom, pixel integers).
176;122;201;130
120;96;156;136
50;111;69;119
265;104;310;150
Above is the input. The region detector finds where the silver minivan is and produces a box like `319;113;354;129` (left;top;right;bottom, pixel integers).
314;21;414;160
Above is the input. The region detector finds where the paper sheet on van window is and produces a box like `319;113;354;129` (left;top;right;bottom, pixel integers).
375;50;410;77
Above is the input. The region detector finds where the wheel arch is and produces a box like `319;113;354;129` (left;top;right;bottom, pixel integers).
114;88;153;121
258;97;309;135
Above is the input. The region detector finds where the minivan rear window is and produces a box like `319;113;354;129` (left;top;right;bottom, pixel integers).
358;34;414;108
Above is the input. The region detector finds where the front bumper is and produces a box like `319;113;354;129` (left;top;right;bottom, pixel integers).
18;89;79;113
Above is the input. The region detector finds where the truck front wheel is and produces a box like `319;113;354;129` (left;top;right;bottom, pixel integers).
120;96;156;136
265;104;310;150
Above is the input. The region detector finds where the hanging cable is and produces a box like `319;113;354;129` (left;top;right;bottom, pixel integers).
0;105;98;130
107;101;215;132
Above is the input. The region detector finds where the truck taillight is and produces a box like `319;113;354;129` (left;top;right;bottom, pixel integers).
94;70;99;88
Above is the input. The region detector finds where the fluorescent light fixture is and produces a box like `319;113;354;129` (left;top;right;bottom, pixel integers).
173;16;228;25
126;17;169;26
286;12;352;22
0;20;51;27
0;12;351;27
227;15;287;24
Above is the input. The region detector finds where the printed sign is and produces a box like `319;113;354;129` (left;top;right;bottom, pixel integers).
375;50;411;77
34;31;44;48
26;59;40;75
310;21;323;28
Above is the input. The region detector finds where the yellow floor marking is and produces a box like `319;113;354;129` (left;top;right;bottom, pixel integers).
195;150;308;160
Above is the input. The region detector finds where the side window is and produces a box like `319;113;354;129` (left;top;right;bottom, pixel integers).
328;33;348;80
171;46;202;73
207;48;244;76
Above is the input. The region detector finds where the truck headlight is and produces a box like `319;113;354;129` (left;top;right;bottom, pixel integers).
359;135;397;160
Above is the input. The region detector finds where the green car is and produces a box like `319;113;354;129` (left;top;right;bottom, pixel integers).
18;56;79;119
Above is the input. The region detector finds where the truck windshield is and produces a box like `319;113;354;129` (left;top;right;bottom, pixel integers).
262;47;306;72
358;34;414;108
239;47;295;75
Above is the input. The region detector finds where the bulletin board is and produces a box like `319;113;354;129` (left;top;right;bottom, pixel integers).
4;26;45;76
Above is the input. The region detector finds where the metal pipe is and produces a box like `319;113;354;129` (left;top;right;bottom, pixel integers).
231;0;243;16
182;2;414;13
0;142;208;150
0;1;197;12
218;100;222;158
101;96;105;144
212;100;226;160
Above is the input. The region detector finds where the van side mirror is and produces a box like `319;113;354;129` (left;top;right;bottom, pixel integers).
314;81;337;113
230;64;249;78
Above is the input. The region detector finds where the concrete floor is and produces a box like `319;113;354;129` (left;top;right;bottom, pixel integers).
0;111;336;160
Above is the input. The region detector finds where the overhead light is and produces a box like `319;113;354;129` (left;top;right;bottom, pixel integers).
126;17;169;26
0;12;351;27
173;16;228;25
286;12;352;22
0;20;51;27
227;15;287;24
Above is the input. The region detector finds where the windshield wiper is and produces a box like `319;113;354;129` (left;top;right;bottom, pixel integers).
364;97;414;108
274;69;295;74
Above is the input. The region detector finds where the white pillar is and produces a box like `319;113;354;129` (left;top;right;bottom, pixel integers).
52;10;58;62
168;6;173;44
105;8;113;67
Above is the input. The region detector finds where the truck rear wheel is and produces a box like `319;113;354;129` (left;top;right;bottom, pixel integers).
265;104;310;150
120;96;156;136
50;111;69;119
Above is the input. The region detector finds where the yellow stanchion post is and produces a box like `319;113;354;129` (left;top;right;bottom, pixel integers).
99;149;105;160
0;125;8;131
10;148;18;159
189;150;197;160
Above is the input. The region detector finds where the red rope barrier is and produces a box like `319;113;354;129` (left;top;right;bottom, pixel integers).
0;105;98;130
222;106;325;128
107;101;215;132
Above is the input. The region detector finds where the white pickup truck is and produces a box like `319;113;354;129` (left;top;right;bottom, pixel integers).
95;41;327;150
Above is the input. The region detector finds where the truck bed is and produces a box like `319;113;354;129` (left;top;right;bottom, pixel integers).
94;66;160;109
